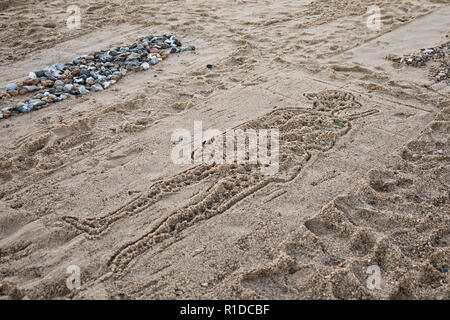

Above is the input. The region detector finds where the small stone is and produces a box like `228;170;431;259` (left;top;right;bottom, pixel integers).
6;83;18;92
3;110;11;118
17;104;33;113
126;52;140;61
97;75;107;82
201;282;209;288
47;65;61;75
74;78;85;84
35;70;46;77
63;84;73;92
368;200;376;205
24;85;39;92
206;64;213;69
55;63;65;71
23;78;40;86
19;89;28;95
78;86;88;95
103;81;113;89
100;54;114;62
140;62;150;70
91;84;103;91
71;67;81;76
118;52;131;59
29;72;37;79
29;99;45;106
8;90;18;96
42;80;54;87
150;57;159;65
187;45;196;51
54;80;64;87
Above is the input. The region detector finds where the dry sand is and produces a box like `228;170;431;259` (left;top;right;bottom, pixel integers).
0;0;448;299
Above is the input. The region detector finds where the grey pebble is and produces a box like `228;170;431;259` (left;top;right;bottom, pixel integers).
78;86;88;95
91;84;103;91
63;84;73;92
6;83;17;91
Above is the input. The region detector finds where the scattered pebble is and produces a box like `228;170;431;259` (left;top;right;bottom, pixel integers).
24;85;38;92
17;104;33;113
140;62;150;70
6;83;17;92
91;84;103;92
78;86;88;95
63;84;73;92
194;248;204;254
389;41;449;83
103;81;113;89
206;64;213;69
0;34;193;120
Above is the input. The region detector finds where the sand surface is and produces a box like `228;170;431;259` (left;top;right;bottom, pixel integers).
0;0;448;299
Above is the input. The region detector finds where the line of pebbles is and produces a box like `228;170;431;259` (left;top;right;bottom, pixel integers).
0;35;194;120
387;41;449;83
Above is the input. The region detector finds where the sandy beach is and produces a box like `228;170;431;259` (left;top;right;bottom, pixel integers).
0;0;448;299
